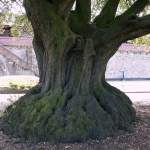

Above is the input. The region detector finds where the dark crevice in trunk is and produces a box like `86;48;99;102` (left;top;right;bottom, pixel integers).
62;94;73;112
94;91;110;115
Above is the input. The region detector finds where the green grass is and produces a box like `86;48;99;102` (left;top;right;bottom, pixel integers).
9;81;36;90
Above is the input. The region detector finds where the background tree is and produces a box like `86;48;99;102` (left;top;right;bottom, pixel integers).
2;0;150;143
0;12;6;33
0;0;33;36
0;11;32;36
11;14;33;36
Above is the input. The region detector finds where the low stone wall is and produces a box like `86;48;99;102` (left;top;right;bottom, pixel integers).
0;46;38;76
106;52;150;79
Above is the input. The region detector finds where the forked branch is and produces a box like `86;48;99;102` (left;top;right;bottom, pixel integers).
98;0;150;44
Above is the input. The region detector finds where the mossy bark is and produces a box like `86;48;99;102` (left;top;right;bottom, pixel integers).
2;0;136;143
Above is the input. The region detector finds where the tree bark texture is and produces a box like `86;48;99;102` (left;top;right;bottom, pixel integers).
1;0;140;143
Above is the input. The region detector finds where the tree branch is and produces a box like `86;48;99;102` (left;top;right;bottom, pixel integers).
53;0;75;18
94;0;120;28
104;15;150;45
121;0;149;18
93;14;150;61
68;0;91;34
99;0;150;46
121;15;150;41
115;0;149;24
75;0;91;23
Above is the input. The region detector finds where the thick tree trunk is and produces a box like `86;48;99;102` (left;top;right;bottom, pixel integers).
2;0;136;143
3;37;135;142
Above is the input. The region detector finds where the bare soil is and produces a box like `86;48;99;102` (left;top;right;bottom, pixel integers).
0;104;149;150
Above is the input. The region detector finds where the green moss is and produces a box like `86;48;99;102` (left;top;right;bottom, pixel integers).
66;109;95;140
2;81;136;143
4;93;96;142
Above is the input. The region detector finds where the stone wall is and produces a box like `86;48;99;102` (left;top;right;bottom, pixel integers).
0;46;38;76
106;52;150;79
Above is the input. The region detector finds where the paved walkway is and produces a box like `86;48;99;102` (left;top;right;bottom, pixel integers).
108;80;150;105
0;75;39;87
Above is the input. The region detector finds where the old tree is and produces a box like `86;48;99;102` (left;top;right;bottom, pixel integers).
2;0;150;142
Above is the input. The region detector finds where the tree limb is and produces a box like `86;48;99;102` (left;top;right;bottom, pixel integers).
121;15;150;41
68;0;91;34
53;0;75;18
121;0;149;17
92;14;150;61
75;0;91;23
104;14;150;45
94;0;120;28
115;0;149;23
100;0;150;46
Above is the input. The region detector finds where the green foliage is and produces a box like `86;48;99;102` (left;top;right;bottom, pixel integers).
0;11;14;34
119;0;136;11
0;13;5;33
129;35;150;45
9;82;18;90
9;80;36;90
11;15;33;36
0;8;33;36
91;0;106;19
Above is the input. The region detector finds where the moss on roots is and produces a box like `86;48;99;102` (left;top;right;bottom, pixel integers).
2;84;135;143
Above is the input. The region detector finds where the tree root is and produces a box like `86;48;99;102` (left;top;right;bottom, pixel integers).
2;84;136;143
